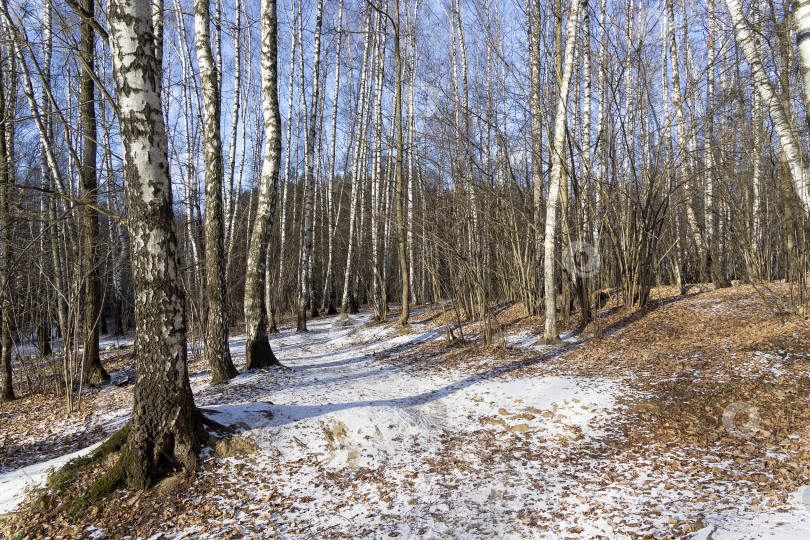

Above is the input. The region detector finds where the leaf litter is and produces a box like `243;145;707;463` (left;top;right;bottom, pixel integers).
1;285;809;538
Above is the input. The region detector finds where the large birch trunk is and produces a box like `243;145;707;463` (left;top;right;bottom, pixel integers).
107;0;205;487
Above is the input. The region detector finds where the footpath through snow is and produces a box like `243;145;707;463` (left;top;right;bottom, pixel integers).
2;290;810;538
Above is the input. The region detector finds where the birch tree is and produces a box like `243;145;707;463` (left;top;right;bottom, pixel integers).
529;0;543;316
393;0;409;327
542;0;581;344
323;0;344;316
371;19;387;321
794;0;810;130
278;9;297;298
104;0;205;488
297;0;324;332
224;0;244;278
406;0;419;305
342;10;373;314
725;0;810;215
195;0;238;382
243;0;282;368
668;0;707;278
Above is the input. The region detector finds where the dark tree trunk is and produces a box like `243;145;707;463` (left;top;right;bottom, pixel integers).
80;0;109;387
38;320;52;357
0;52;14;402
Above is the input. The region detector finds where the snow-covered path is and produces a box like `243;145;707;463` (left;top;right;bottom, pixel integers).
182;310;629;539
3;304;810;538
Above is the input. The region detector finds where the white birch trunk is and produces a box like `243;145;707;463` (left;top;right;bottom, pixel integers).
530;0;544;314
668;0;705;265
371;23;386;321
195;0;237;381
595;0;605;248
224;0;243;279
297;0;324;331
278;11;297;282
107;0;203;485
323;0;344;315
752;0;763;248
543;0;582;343
243;0;282;369
341;10;373;313
726;0;810;214
407;0;419;305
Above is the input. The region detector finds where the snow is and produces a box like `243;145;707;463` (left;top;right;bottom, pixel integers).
691;486;810;539
10;332;136;358
0;441;101;514
502;328;577;350
3;307;810;538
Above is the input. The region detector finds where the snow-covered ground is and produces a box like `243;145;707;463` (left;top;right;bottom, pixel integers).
0;442;102;515
2;307;809;538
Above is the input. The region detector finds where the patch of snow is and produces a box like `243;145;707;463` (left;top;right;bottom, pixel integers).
690;487;810;539
0;441;101;515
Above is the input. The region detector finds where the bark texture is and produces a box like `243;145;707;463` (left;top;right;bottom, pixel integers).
107;0;205;487
80;0;109;387
243;0;282;369
195;0;238;383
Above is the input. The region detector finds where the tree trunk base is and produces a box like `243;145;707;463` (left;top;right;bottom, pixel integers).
79;405;226;504
210;362;239;386
542;335;561;345
84;362;111;387
244;336;281;370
